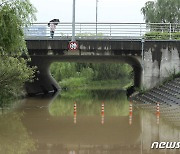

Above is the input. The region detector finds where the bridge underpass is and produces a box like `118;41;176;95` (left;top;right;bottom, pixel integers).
25;54;141;96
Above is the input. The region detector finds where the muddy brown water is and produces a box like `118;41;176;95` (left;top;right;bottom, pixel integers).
0;90;180;154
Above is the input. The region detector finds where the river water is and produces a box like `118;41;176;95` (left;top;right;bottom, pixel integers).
0;89;180;154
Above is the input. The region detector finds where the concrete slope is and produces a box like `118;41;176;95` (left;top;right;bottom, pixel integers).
131;77;180;127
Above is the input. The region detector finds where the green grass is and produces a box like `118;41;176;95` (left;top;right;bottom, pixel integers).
59;77;133;90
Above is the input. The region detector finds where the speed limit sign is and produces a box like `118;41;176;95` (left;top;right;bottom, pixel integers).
68;41;78;50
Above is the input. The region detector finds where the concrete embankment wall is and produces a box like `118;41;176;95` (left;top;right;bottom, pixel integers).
142;41;180;89
131;76;180;127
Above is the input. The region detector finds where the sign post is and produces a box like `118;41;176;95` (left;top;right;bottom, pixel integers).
68;0;78;51
72;0;76;42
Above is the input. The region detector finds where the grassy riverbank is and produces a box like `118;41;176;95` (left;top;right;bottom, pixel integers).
50;62;133;90
60;78;133;90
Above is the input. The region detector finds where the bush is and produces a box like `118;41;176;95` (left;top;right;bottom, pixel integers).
0;55;35;106
59;77;88;89
145;31;180;40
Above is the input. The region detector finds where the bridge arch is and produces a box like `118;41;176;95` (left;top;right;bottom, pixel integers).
25;55;142;96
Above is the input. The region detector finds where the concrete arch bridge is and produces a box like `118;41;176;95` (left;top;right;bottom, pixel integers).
25;23;180;95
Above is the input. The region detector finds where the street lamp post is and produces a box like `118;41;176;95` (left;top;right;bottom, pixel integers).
72;0;76;41
96;0;98;36
141;38;145;88
68;0;78;51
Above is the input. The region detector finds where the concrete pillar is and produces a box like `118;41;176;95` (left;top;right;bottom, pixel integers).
143;49;160;89
160;47;180;81
25;56;60;96
141;45;180;89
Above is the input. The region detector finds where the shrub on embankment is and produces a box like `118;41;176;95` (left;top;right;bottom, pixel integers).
0;56;35;107
145;32;180;40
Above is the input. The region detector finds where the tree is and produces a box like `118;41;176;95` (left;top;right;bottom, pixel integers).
0;0;37;105
141;0;180;23
0;0;36;54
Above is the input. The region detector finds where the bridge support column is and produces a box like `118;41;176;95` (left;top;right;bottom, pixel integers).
142;47;180;89
25;56;60;96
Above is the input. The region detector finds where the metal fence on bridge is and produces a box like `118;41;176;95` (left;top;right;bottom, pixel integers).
24;22;180;40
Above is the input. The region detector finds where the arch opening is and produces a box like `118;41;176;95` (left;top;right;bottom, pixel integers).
25;55;142;96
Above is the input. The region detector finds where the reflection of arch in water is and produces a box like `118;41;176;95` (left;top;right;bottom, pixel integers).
25;55;142;95
20;94;142;152
49;90;129;117
19;95;180;153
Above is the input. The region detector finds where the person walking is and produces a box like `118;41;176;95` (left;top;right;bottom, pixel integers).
49;22;56;38
48;19;59;38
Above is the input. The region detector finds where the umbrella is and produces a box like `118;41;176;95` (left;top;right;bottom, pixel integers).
48;19;60;26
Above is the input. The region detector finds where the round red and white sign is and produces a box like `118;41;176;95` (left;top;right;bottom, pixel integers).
68;41;78;50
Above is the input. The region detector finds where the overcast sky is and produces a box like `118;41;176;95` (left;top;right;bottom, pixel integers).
30;0;151;23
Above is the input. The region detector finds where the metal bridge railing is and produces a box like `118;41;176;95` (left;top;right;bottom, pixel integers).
24;22;180;40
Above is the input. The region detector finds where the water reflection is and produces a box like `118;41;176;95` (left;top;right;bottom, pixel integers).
156;102;160;125
0;90;180;154
74;102;77;124
129;101;133;125
49;90;129;117
101;102;105;124
0;112;36;154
